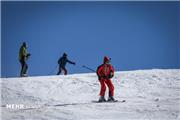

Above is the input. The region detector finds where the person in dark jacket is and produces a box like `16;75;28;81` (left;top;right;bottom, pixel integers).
19;42;31;77
57;53;75;75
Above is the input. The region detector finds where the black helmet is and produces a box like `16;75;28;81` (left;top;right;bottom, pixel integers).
63;53;67;57
22;42;27;48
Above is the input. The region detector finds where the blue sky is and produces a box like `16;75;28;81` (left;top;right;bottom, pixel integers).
1;1;180;77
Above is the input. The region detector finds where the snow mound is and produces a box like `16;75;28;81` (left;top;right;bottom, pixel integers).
1;69;180;120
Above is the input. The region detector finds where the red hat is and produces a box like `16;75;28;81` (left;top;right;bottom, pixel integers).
103;56;111;63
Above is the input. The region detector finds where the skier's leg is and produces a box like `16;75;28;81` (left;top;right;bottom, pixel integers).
98;79;106;102
63;67;67;75
57;67;61;75
20;60;24;76
22;61;26;76
106;79;116;101
99;79;106;97
105;79;114;97
23;62;28;75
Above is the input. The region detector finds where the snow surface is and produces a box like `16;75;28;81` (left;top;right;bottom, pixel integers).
1;69;180;120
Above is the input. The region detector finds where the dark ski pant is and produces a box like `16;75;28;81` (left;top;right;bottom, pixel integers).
20;60;28;76
57;66;67;75
99;79;114;97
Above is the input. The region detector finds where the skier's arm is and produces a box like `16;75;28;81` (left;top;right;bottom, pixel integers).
108;65;115;78
67;59;75;65
23;47;31;58
97;66;105;79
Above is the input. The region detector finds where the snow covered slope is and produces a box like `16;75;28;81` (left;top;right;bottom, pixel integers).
1;69;180;120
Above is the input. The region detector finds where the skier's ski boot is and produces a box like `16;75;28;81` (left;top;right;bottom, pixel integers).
107;96;117;102
98;96;106;102
20;74;28;77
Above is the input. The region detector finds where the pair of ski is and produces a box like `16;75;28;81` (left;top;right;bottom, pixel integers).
52;100;126;107
92;100;126;103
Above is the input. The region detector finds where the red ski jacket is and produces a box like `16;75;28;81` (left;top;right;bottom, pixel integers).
97;64;114;80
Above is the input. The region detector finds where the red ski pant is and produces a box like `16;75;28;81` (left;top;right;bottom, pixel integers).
99;79;114;97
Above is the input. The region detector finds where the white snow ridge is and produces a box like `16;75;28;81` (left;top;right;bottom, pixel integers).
1;69;180;120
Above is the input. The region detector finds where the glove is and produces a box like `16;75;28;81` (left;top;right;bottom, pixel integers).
108;71;114;79
73;62;76;65
108;75;113;79
27;53;31;57
26;53;31;59
97;76;101;80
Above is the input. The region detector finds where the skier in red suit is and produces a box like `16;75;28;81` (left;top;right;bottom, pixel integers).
97;56;116;102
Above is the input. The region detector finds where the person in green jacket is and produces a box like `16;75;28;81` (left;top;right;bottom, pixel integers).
19;42;31;77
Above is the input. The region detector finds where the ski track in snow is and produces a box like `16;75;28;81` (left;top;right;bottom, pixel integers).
1;69;180;120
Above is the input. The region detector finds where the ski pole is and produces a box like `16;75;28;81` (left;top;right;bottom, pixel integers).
82;65;96;72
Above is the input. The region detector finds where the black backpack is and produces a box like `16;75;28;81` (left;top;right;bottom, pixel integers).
96;64;103;80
